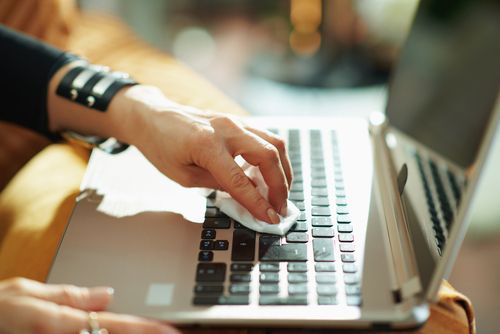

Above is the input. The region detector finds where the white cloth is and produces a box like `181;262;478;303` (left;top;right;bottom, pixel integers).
214;165;299;236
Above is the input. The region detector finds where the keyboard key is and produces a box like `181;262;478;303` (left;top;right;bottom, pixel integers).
231;263;254;272
194;285;224;294
259;296;308;305
344;274;360;285
345;285;361;296
200;240;214;250
312;207;331;216
214;240;229;250
260;273;280;283
336;206;349;215
312;217;333;227
313;239;335;262
259;262;280;272
201;229;216;239
288;263;308;272
288;284;308;295
198;251;213;261
290;183;304;192
335;189;346;197
233;222;247;229
337;224;353;233
311;197;330;206
311;179;327;188
259;284;280;294
315;274;336;284
229;284;251;294
318;296;337;305
196;263;226;282
317;285;337;296
289;192;305;201
312;188;329;197
343;263;357;273
297;212;307;221
205;208;227;218
286;232;309;243
311;171;326;179
337;214;351;223
260;244;308;262
340;243;355;252
315;263;336;272
341;253;355;263
193;295;249;305
312;227;334;238
336;198;348;206
232;229;256;261
339;234;354;242
230;274;252;283
290;222;308;232
293;201;305;211
203;218;231;229
288;273;308;283
260;235;281;247
346;296;362;306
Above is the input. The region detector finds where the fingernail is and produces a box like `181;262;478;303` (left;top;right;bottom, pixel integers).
267;208;280;224
92;287;114;297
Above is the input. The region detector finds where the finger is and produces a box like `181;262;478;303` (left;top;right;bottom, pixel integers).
19;280;114;312
226;131;289;216
205;151;280;224
245;126;293;188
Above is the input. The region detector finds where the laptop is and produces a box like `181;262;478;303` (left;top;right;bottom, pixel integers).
47;0;500;330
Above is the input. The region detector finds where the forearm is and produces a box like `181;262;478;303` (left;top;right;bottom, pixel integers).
0;25;75;138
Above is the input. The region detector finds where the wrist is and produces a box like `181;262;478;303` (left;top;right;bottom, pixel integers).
106;85;170;146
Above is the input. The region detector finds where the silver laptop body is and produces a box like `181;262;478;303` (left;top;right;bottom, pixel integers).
47;0;500;330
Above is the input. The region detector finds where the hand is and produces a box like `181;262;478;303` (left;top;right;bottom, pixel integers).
115;86;293;224
47;62;292;225
0;278;179;334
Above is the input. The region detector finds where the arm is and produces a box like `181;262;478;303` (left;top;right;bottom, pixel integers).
1;24;292;223
47;65;292;223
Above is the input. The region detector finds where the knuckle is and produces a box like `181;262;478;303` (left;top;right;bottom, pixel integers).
61;285;84;307
190;128;216;167
255;195;269;209
273;137;286;152
5;277;30;292
262;144;280;162
211;115;239;131
229;166;249;189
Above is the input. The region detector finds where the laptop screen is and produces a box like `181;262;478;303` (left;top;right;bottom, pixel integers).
386;0;500;168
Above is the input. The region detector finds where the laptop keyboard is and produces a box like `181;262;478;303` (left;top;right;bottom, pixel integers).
415;152;463;255
193;129;361;307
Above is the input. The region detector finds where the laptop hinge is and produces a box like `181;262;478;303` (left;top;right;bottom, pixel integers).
369;113;422;303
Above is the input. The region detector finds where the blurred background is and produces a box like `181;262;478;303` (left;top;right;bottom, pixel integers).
79;0;500;332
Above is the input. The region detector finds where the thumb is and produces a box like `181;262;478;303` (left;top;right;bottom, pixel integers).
28;281;114;311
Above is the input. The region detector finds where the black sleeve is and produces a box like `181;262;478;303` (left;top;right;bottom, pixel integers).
0;25;79;140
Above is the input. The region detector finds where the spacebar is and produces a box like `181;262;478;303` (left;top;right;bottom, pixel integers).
259;244;307;261
259;296;308;305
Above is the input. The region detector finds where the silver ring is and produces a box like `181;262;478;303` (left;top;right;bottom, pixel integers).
79;312;109;334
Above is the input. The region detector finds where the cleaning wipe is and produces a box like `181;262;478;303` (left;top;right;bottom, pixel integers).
214;165;300;236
